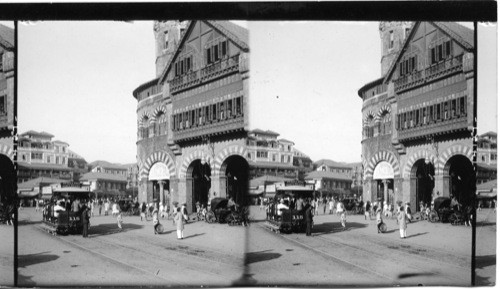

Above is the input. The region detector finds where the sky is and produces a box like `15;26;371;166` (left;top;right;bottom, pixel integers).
18;21;497;164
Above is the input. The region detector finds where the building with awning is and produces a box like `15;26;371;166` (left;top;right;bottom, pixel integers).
249;175;293;199
476;179;497;199
305;170;353;198
17;177;71;199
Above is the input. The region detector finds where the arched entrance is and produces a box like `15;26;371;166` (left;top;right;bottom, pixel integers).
0;154;15;204
148;162;170;207
221;155;248;206
410;159;435;212
444;155;474;206
186;160;211;213
373;161;394;205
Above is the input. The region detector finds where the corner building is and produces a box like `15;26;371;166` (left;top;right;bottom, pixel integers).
358;22;475;212
134;21;249;213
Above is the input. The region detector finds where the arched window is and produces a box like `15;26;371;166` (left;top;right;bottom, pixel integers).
364;115;375;138
379;111;391;135
156;111;168;136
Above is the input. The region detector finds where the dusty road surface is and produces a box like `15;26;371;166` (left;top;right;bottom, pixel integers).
18;208;245;287
247;206;494;286
15;206;495;287
0;222;14;287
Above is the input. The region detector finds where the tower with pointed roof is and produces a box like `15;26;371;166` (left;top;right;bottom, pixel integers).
153;21;188;77
379;22;413;77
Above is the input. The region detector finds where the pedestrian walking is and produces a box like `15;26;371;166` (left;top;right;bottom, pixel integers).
153;208;160;234
336;200;345;215
116;210;123;231
82;203;91;238
314;198;320;215
305;203;313;236
365;201;371;220
322;197;327;214
35;199;40;212
174;207;184;239
376;208;384;233
181;203;189;222
104;199;109;216
340;210;347;231
397;206;407;238
112;202;119;217
405;202;412;223
140;202;147;221
98;198;103;216
328;198;334;214
90;199;95;217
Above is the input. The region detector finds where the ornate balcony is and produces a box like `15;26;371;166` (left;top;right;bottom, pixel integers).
173;114;244;142
394;54;464;93
170;54;240;94
397;115;468;142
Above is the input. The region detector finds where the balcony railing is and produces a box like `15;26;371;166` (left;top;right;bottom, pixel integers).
397;114;468;142
173;114;244;142
170;54;240;93
394;54;464;93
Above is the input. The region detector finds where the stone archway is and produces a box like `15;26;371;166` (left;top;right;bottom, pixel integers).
0;154;15;205
213;145;248;177
219;155;249;206
365;150;401;179
139;151;176;204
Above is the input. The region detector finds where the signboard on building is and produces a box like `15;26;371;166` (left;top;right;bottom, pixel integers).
148;162;170;181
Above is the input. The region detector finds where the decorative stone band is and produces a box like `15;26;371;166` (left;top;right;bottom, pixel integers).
150;105;167;123
402;149;439;178
0;143;14;162
364;150;401;180
178;149;214;179
436;144;473;175
139;151;176;181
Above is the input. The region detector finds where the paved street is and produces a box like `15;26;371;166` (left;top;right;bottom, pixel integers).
14;206;496;287
17;208;245;287
247;206;494;286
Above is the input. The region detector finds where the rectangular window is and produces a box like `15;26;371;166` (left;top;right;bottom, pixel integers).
459;97;466;116
221;40;227;57
436;103;441;120
0;95;5;115
451;99;456;118
389;31;394;49
206;47;212;64
415;109;420;126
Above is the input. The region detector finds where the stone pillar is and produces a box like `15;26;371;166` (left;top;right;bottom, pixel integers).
159;180;164;206
382;179;388;203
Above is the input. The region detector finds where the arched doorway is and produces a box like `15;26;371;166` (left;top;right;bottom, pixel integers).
410;159;435;212
444;155;475;206
0;154;16;209
186;160;211;213
148;162;170;207
221;155;249;206
373;161;395;205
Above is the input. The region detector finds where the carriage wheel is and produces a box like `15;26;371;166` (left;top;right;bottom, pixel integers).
449;214;460;226
428;211;439;223
205;211;216;223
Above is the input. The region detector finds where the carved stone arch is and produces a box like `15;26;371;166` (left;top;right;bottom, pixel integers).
376;104;392;122
139;151;176;180
152;105;167;122
437;144;473;175
179;150;214;179
214;145;248;177
0;144;14;162
363;111;376;126
403;149;439;178
365;150;401;179
138;111;152;127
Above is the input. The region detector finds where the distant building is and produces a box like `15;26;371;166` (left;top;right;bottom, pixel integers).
247;129;298;180
89;160;128;176
314;159;355;177
292;148;314;180
305;170;353;198
80;172;128;199
0;23;15;205
67;150;89;182
358;22;475;212
17;131;74;183
477;131;497;184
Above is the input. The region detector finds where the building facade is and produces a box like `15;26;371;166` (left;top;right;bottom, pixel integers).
477;131;497;184
247;129;299;180
17;131;76;183
359;22;475;212
80;172;128;198
134;21;249;213
0;24;15;206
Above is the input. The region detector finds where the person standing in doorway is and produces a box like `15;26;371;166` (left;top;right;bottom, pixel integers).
174;207;184;239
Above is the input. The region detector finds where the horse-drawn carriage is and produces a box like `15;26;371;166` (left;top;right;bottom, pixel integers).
42;187;92;235
264;182;315;234
203;197;247;226
428;197;471;225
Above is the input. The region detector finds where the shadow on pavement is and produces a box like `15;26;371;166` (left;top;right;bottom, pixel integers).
18;273;36;287
245;249;281;264
313;222;368;235
475;272;495;286
18;251;59;268
476;222;497;227
183;233;205;239
89;223;144;237
397;272;436;279
406;232;428;238
476;254;496;269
